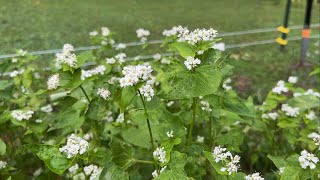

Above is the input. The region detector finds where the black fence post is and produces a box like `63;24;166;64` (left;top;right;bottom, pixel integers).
299;0;313;65
276;0;291;51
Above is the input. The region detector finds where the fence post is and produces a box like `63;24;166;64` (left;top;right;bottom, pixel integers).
276;0;291;51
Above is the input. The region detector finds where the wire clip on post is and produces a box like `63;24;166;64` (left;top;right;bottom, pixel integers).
277;26;290;34
276;37;288;45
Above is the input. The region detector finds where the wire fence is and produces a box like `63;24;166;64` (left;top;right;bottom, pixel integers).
0;23;319;60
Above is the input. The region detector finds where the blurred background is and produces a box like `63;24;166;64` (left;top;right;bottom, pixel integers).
0;0;319;101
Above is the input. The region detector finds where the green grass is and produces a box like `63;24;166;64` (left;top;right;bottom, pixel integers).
0;0;319;100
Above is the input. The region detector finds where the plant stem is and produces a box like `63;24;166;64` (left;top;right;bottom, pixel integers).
138;90;155;151
187;97;197;144
209;117;212;146
79;85;90;102
134;159;155;164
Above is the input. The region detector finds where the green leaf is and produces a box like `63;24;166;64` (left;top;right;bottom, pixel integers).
111;142;134;170
223;93;256;117
76;51;94;68
162;65;222;99
0;80;12;90
267;155;286;169
99;162;129;180
22;69;32;89
26;144;74;175
120;87;136;112
203;151;228;175
287;95;320;110
170;42;195;58
215;129;243;151
229;172;246;180
0;138;6;155
158;151;190;180
280;166;300;180
86;99;108;120
59;68;83;89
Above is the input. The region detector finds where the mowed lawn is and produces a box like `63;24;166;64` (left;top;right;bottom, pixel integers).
0;0;319;99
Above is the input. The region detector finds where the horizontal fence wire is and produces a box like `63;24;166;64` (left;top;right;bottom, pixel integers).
1;34;319;77
0;23;319;60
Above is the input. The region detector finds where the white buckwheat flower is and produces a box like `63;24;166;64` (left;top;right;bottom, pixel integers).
162;26;181;37
116;113;124;123
153;53;161;60
222;78;232;91
245;173;264;180
68;164;79;174
306;111;316;120
166;130;174;138
33;168;43;177
212;146;241;175
152;166;166;178
196;135;204;143
308;128;320;150
115;43;126;50
84;164;102;180
177;27;218;45
40;104;53;113
278;167;285;175
101;27;110;36
47;74;60;90
184;56;201;70
294;89;320;98
89;31;98;36
9;69;24;78
136;28;150;43
153;147;167;163
11;57;18;63
272;80;288;94
56;44;77;68
103;111;114;122
11;110;34;121
17;49;27;56
81;65;106;80
0;161;7;169
167;101;174;107
139;84;155;101
288;76;298;84
115;53;126;64
59;134;89;159
119;64;153;87
200;101;212;112
97;88;111;100
299;150;319;169
261;112;278;120
281;104;299;117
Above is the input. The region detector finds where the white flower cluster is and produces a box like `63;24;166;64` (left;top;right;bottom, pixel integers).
59;134;89;159
281;104;299;117
152;166;166;178
97;88;111;100
84;164;102;180
108;77;119;84
47;74;60;90
11;110;34;121
177;27;218;45
17;49;27;56
9;69;24;77
299;150;319;169
166;130;174;138
81;65;106;80
160;58;170;65
153;53;161;60
222;78;232;91
139;84;155;101
245;173;264;180
56;44;77;68
167;101;174;107
261;112;278;120
153;147;166;163
293;89;320;98
306;111;316;120
288;76;298;84
40;104;53;113
116;113;124;123
278;167;285;175
33;168;43;177
272;80;288;94
89;31;98;36
200;100;212;112
119;65;153;87
136;28;150;43
184;56;201;70
0;161;7;169
196;135;204;143
101;27;110;36
308;129;320;150
73;173;85;180
212;146;241;175
68;163;79;174
103;111;114;122
115;43;126;50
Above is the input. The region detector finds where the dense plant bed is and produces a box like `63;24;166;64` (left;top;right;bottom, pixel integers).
0;26;319;180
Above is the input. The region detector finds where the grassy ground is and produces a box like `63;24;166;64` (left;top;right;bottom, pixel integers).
0;0;319;100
